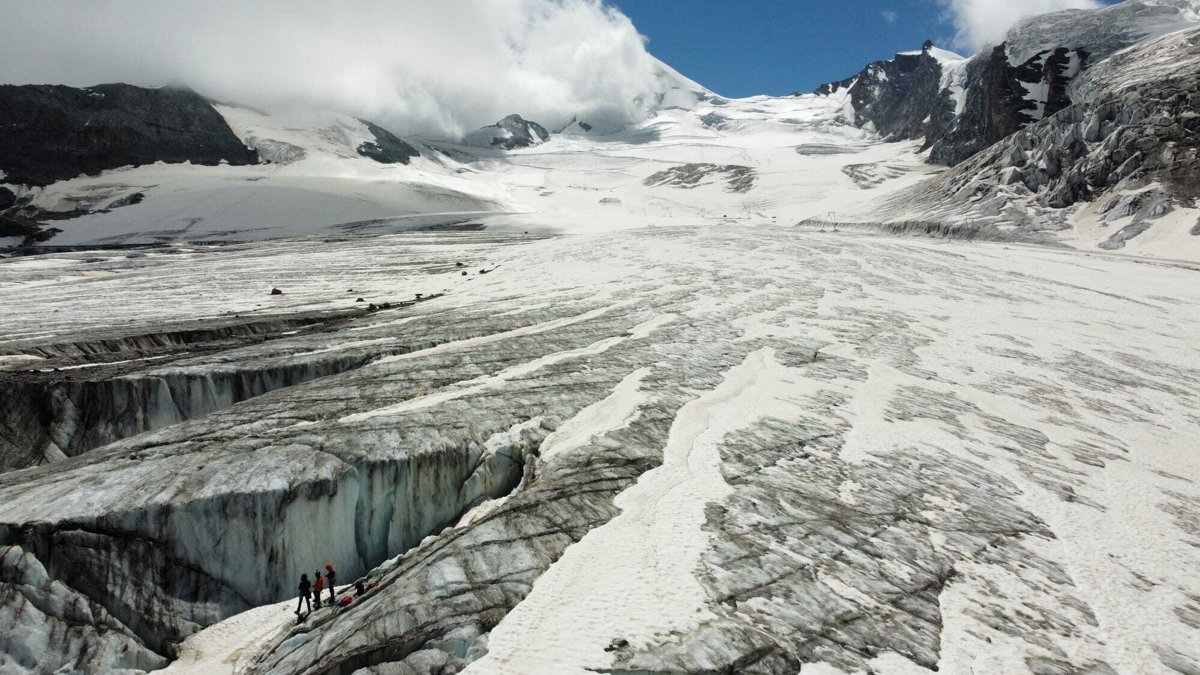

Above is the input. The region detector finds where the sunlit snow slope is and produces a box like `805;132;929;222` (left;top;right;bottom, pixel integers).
7;83;942;248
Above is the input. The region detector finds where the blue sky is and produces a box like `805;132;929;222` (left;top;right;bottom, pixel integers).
609;0;1110;97
610;0;960;97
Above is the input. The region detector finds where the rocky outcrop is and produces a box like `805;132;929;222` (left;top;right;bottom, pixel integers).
0;83;258;187
881;26;1200;238
814;41;958;145
356;120;420;164
644;163;756;193
928;45;1084;166
0;212;57;246
816;2;1197;169
469;114;550;150
814;40;1085;166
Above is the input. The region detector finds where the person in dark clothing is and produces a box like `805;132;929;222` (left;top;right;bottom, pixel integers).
296;574;312;615
355;580;366;597
313;569;324;606
325;563;337;604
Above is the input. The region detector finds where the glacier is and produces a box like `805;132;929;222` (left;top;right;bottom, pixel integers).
2;227;1199;673
2;2;1200;674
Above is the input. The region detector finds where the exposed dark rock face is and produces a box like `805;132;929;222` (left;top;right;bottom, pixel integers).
814;41;1085;167
816;2;1197;171
841;162;908;189
105;191;145;209
814;41;956;145
0;213;47;243
929;46;1085;166
0;84;258;187
0;187;15;211
883;27;1200;236
355;120;420;164
483;114;551;150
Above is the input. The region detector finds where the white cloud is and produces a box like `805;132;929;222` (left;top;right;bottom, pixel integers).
882;10;900;24
936;0;1101;51
0;0;661;138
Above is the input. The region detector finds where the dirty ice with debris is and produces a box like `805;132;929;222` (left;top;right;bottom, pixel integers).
2;1;1200;674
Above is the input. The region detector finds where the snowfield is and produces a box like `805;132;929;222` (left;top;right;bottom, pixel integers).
8;83;944;247
2;226;1199;673
11;29;1199;261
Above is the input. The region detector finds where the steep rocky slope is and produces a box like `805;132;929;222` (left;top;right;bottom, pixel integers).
884;25;1200;247
815;0;1198;168
462;114;551;150
0;84;258;187
809;0;1200;253
813;41;963;148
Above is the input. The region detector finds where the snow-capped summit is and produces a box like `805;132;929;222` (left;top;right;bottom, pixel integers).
461;114;551;150
898;39;966;63
648;56;717;111
813;40;964;143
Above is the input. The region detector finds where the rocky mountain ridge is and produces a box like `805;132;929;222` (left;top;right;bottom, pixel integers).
813;0;1200;246
884;25;1200;245
813;1;1198;167
0;84;259;187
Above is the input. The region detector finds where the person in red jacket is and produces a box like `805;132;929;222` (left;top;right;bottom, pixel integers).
324;563;337;605
313;569;325;606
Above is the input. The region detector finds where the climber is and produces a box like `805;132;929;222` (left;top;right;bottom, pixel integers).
355;580;366;597
325;563;337;604
313;569;325;606
295;573;312;615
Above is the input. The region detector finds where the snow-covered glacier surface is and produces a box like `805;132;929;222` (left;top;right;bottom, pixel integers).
1;227;1199;674
7;82;939;248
